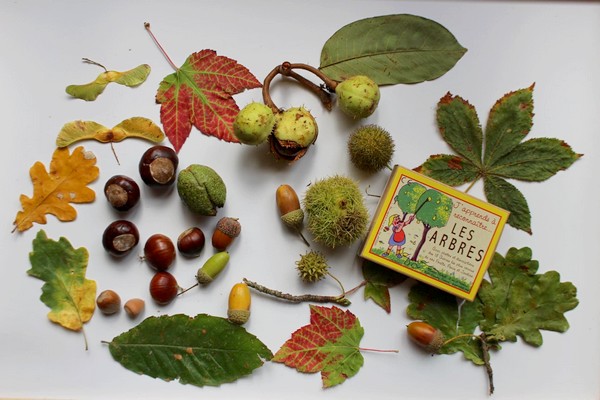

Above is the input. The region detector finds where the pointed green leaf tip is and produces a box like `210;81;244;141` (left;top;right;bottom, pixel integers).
108;314;272;387
66;63;151;101
320;14;467;85
420;85;582;233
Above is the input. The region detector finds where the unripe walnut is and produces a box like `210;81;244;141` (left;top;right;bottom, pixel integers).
335;75;380;119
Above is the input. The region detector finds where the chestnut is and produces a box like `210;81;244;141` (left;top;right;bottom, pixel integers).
177;227;205;258
143;233;176;271
102;220;140;257
104;175;140;211
149;271;179;305
139;145;179;187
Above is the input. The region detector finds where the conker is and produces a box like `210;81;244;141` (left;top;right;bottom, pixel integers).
102;220;140;257
143;233;176;271
139;145;179;187
177;227;205;257
104;175;140;211
149;271;179;305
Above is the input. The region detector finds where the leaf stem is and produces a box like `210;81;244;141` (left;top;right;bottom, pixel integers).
81;58;107;72
358;347;399;353
144;22;178;71
243;278;351;306
464;177;479;194
326;271;346;296
82;326;89;351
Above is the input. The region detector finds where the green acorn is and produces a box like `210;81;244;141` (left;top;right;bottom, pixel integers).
296;251;329;283
348;124;395;173
335;75;380;119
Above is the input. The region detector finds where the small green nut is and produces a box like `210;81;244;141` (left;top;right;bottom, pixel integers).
273;107;318;147
335;75;380;119
177;164;226;216
196;251;230;284
233;102;276;145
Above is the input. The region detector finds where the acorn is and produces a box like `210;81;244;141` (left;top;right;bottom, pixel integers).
196;251;230;285
335;75;380;119
276;184;309;246
227;282;251;325
348;124;395;173
212;217;241;251
407;321;445;353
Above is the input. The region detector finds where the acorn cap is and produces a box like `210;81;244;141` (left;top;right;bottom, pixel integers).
216;217;241;238
281;209;304;229
227;309;250;325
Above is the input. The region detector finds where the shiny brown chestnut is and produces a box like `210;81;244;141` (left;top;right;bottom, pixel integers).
139;145;179;187
102;220;140;257
149;271;179;305
104;175;140;211
143;233;176;271
177;227;206;258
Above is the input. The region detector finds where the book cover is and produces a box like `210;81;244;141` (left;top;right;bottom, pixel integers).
360;165;510;301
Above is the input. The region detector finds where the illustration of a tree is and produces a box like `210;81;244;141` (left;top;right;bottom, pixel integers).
394;181;427;221
411;189;453;261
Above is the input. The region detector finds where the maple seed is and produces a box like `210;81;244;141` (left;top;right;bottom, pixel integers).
139;145;179;187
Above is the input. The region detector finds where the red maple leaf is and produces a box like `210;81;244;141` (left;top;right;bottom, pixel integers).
155;49;262;153
273;305;365;388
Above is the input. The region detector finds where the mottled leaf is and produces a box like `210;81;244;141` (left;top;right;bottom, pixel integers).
155;49;261;152
478;247;579;346
13;147;99;232
420;85;581;233
108;314;272;387
320;14;467;85
27;230;96;336
56;117;164;147
362;259;407;313
66;63;150;101
273;305;364;388
407;283;484;364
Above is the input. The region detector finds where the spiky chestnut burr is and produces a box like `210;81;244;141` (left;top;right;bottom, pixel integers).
348;124;395;172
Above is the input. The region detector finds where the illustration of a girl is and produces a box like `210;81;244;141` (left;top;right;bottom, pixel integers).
383;214;415;257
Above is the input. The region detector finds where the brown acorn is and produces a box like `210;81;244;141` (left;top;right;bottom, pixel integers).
276;184;309;246
212;217;241;251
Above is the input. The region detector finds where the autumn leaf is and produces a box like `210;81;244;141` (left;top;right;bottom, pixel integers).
13;146;99;232
362;259;407;313
66;59;150;101
27;230;96;348
155;49;261;152
273;305;365;388
107;314;273;387
419;85;582;233
320;14;466;85
56;117;165;147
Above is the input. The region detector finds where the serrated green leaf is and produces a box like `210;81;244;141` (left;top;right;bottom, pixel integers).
320;14;467;85
436;93;483;167
362;259;407;313
108;314;272;387
483;86;534;166
27;230;96;334
488;138;582;181
419;154;480;186
484;176;531;234
478;247;579;346
407;283;484;365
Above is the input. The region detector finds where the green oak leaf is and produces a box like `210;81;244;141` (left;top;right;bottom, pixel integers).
27;230;96;347
419;85;582;233
66;61;150;101
320;14;467;85
407;283;485;365
362;259;407;313
273;305;365;388
107;314;273;387
478;247;579;346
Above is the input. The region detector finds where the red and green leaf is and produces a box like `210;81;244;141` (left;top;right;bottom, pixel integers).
156;49;262;152
273;305;364;388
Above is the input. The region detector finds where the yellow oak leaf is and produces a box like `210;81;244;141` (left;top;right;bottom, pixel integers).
13;146;99;232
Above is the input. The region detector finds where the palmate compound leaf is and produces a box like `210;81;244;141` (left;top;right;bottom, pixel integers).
273;305;365;388
155;49;262;153
419;85;582;233
66;62;151;101
27;230;96;341
56;117;165;147
108;314;273;387
13;146;99;233
320;14;467;85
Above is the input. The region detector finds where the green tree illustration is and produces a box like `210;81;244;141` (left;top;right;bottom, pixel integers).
394;181;427;222
411;189;453;261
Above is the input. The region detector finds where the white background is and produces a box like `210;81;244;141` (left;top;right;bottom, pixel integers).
1;1;599;399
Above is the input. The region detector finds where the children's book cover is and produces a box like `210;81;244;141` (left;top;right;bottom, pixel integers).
360;166;510;301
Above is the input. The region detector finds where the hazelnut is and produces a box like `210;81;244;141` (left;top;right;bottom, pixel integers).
124;298;145;318
96;290;121;315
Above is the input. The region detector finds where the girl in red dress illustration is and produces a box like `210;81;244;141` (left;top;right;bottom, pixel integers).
383;213;415;257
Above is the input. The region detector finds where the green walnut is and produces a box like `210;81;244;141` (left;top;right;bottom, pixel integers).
177;164;226;216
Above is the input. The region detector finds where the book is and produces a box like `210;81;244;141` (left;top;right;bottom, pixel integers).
360;165;510;301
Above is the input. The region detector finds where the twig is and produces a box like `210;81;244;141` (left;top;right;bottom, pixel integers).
243;278;351;306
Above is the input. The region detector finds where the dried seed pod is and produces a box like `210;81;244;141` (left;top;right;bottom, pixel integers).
211;217;241;251
227;282;251;325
